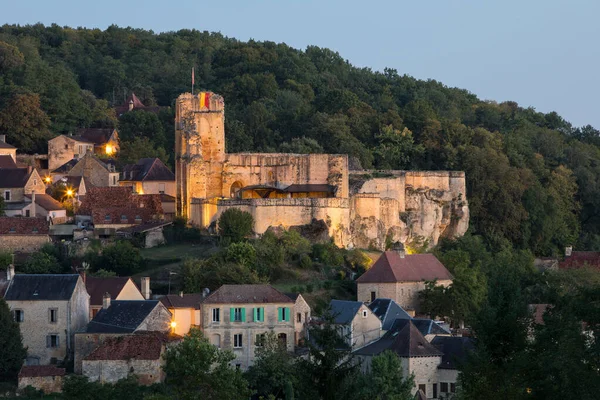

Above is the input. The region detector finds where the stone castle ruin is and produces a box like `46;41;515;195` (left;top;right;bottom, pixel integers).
175;92;469;250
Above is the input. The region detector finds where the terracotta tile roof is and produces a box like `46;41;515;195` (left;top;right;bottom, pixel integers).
122;158;175;182
84;333;165;361
160;293;204;309
0;168;31;188
85;276;134;306
0;155;17;168
354;320;443;358
75;128;116;145
203;285;294;304
560;252;600;270
115;93;161;116
356;252;453;283
25;194;65;211
92;207;155;225
19;365;66;377
0;140;16;149
79;187;162;215
0;217;49;234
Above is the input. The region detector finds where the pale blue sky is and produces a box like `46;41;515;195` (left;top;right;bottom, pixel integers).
3;0;599;128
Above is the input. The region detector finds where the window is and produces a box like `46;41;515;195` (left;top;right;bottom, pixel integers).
13;309;23;322
92;308;99;318
278;333;287;345
441;382;449;393
25;210;30;217
297;313;302;323
233;334;243;348
212;308;220;322
105;214;111;221
362;310;368;318
278;307;290;322
49;308;58;323
8;227;15;233
4;190;10;201
418;384;426;396
112;176;117;185
450;383;456;393
47;335;59;348
78;145;83;154
230;307;245;322
33;179;37;186
159;183;165;194
64;144;69;150
135;215;142;221
253;307;264;322
433;383;437;399
121;214;127;221
370;291;376;302
255;333;265;347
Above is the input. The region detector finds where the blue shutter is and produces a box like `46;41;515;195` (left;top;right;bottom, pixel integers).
241;308;246;322
284;307;290;322
278;307;283;322
259;307;264;322
230;308;235;322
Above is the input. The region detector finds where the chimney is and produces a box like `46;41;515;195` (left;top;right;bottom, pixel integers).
391;242;405;258
565;246;573;257
81;271;86;284
141;277;151;300
179;291;184;298
0;135;5;143
7;264;14;281
30;192;36;218
27;166;33;174
102;292;111;309
128;100;134;111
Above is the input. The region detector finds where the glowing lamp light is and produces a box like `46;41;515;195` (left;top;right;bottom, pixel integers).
170;321;177;329
44;176;52;184
105;144;113;155
66;189;74;197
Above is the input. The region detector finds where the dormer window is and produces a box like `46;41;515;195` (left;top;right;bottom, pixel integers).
32;227;39;233
9;227;16;233
135;215;142;222
105;214;111;221
121;215;127;221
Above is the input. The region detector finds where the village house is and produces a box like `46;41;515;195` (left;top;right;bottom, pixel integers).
120;158;176;197
328;299;382;350
0;166;46;217
368;298;412;330
201;284;297;370
48;129;119;172
18;365;66;394
0;135;17;162
74;296;172;373
356;250;453;311
4;272;89;365
84;275;146;319
560;246;600;270
159;292;204;336
115;93;161;117
431;336;474;398
24;194;67;224
117;221;171;248
285;293;311;345
82;332;178;385
54;153;119;188
74;128;119;156
354;320;444;399
0;217;50;252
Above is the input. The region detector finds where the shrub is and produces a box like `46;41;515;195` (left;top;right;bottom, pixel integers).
96;241;143;276
324;280;333;290
345;249;371;273
23;252;61;274
312;241;344;266
281;230;311;263
305;284;314;293
225;242;257;267
218;208;254;243
299;254;313;269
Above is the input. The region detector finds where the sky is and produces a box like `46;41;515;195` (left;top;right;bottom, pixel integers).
3;0;599;128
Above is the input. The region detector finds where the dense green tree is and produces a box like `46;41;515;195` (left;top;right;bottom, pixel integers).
0;298;27;381
0;40;24;72
118;109;166;147
118;136;169;167
217;208;254;243
362;350;414;400
0;92;51;152
164;327;251;400
23;251;62;274
96;241;143;276
0;197;5;216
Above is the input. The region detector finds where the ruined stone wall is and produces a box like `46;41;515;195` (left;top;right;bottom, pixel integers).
0;235;50;252
48;136;93;171
83;358;164;384
18;376;63;394
74;333;121;374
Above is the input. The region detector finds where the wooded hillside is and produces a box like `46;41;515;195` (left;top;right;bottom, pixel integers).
0;24;598;254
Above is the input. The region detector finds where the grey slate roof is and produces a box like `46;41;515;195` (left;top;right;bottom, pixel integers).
4;274;80;301
354;320;443;358
202;285;293;304
86;300;160;333
0;168;31;188
329;299;363;325
431;336;475;369
121;158;174;182
388;318;450;337
368;298;411;330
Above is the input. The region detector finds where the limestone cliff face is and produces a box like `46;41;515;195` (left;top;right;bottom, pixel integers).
349;173;469;250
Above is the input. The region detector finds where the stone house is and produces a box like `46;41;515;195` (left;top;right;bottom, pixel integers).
0;135;17;162
4;274;89;365
0;166;46;217
82;332;178;385
159;292;204;336
201;284;296;370
328;299;382;350
356;251;453;312
24;194;67;224
431;336;474;398
0;217;50;252
115;93;161;117
84;275;146;319
74;297;172;373
285;293;311;345
74;128;120;157
354;320;444;399
117;221;171;248
120;158;176;197
48;135;95;171
64;154;119;188
18;365;65;394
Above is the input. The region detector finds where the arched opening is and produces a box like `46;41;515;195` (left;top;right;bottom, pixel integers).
211;334;221;348
229;181;243;198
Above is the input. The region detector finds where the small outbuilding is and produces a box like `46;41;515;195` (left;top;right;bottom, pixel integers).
18;365;65;394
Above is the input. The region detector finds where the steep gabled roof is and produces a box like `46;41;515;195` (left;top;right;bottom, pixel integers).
0;217;49;234
122;158;175;182
0;155;17;168
115;93;161;116
75;128;116;145
202;285;294;304
25;194;65;212
0;168;31;188
0;139;16;149
4;274;80;301
368;298;411;330
431;336;475;369
560;252;600;270
354;320;443;358
51;158;79;174
329;299;363;325
160;293;204;309
388;318;450;337
357;252;453;283
85;276;135;306
86;300;162;333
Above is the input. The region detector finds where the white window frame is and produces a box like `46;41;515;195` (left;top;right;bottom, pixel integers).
362;310;368;318
4;190;10;201
212;308;220;322
49;308;58;323
233;333;243;348
13;309;24;322
47;334;60;348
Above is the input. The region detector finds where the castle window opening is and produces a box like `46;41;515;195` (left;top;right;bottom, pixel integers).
229;181;243;198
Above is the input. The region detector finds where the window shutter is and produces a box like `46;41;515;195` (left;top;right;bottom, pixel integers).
253;308;257;322
241;308;246;322
46;336;50;348
230;308;235;322
57;335;60;347
259;307;264;322
285;307;290;322
278;307;283;322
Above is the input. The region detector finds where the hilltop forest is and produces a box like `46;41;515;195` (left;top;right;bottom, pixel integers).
0;24;599;255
